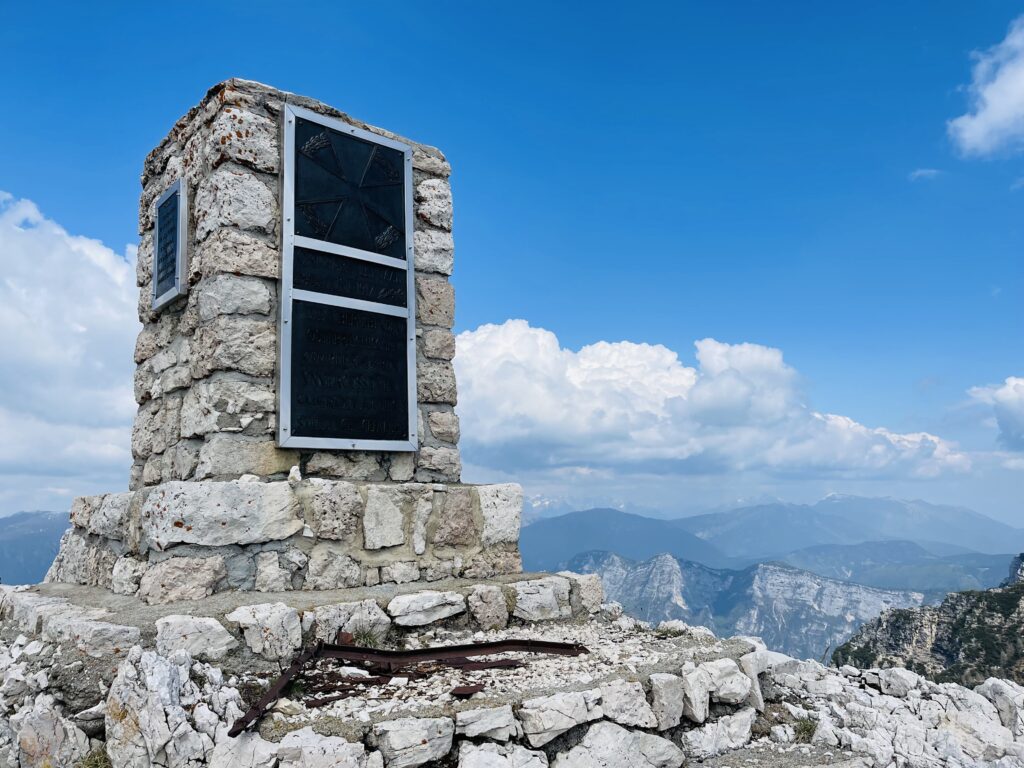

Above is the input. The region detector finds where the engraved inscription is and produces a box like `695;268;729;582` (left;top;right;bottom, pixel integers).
290;300;409;441
154;191;179;298
293;246;407;307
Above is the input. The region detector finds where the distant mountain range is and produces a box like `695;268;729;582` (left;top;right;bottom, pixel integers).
570;551;925;659
0;511;68;585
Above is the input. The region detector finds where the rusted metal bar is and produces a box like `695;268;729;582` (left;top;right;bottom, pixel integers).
228;638;588;737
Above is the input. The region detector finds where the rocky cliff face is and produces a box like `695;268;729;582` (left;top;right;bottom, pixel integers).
1006;554;1024;587
835;581;1024;687
569;552;924;660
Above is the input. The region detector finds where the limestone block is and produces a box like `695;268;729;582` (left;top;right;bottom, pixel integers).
415;178;453;230
195;434;299;479
457;742;545;768
878;667;922;697
411;488;433;555
427;409;460;442
254;552;292;592
11;700;92;768
226;602;302;661
478;483;522;547
44;530;117;589
650;672;684;730
467;585;509;630
69;494;103;531
313;600;391;643
387;452;416;482
140;479;302;549
600;679;657;728
387;591;465;626
680;663;713;723
197;274;274;322
416;276;455;328
155;615;237;661
701;658;753;704
301;478;363;541
518;689;603;747
138;556;227;604
88;492;133;540
553;721;683;768
512;577;570;622
277;727;367;768
307;450;387;481
976;678;1024;738
180;377;275;437
43;613;141;658
304;543;362;589
418;360;457;404
556;572;604;614
417;446;461;479
681;707;757;759
191;228;280;281
739;649;792;711
191;316;276;378
194;166;277;241
412;147;451;177
208;730;278;768
373;717;454;768
206;107;279;173
455;705;521;741
381;562;421;584
363;486;407;549
433;486;477;547
111;556;149;596
413;228;454;275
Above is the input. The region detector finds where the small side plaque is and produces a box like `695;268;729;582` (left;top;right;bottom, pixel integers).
152;179;187;310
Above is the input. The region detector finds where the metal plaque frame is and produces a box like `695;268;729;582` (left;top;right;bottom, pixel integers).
151;178;188;311
277;104;418;451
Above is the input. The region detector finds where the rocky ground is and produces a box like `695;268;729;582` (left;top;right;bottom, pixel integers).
2;576;1024;767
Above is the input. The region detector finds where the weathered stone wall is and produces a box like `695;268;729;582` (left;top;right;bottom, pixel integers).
130;79;460;489
46;476;523;601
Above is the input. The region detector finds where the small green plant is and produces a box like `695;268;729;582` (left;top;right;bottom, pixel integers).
351;624;383;649
794;718;817;744
76;749;113;768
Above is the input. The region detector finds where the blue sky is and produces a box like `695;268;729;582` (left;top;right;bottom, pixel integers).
0;2;1022;521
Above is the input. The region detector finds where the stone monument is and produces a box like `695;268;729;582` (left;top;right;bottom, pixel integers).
45;78;523;601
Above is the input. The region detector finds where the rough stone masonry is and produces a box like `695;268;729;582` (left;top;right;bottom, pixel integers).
46;79;523;597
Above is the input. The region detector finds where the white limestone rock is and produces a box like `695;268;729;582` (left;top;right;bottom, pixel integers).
381;561;421;584
556;572;604;615
196;274;273;321
180;377;276;437
140;480;302;549
156;615;238;662
387;591;465;626
89;491;133;540
512;577;571;622
457;742;547;768
413;228;454;276
738;648;792;711
553;721;683;768
680;663;713;723
456;705;521;741
878;666;922;698
478;483;522;547
373;716;454;768
363;486;407;550
518;689;603;747
111;556;149;596
254;551;293;592
599;679;657;727
11;699;92;768
468;584;509;630
302;479;363;541
304;543;363;589
701;657;753;704
414;179;453;231
225;602;301;661
42;612;140;658
976;677;1024;738
138;556;227;605
649;672;684;730
194;166;276;241
208;728;278;768
682;707;757;759
278;726;367;768
313;600;392;643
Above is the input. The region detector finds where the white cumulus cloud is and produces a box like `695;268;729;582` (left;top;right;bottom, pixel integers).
455;320;969;480
0;192;138;513
969;376;1024;450
949;16;1024;156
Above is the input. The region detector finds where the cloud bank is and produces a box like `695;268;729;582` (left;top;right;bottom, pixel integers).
455;320;969;480
970;377;1024;451
949;16;1024;155
0;192;138;512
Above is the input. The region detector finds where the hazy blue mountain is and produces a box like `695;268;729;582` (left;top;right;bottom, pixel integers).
673;495;1024;559
570;550;925;660
520;508;731;571
0;511;67;585
777;540;1012;593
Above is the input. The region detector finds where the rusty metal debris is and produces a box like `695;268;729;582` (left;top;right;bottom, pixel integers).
229;636;589;737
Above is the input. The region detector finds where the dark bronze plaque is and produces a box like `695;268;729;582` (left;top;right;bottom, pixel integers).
293;246;407;307
154;190;180;299
290;300;409;441
294;117;405;259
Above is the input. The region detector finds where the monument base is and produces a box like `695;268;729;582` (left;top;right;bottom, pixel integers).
45;475;522;601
